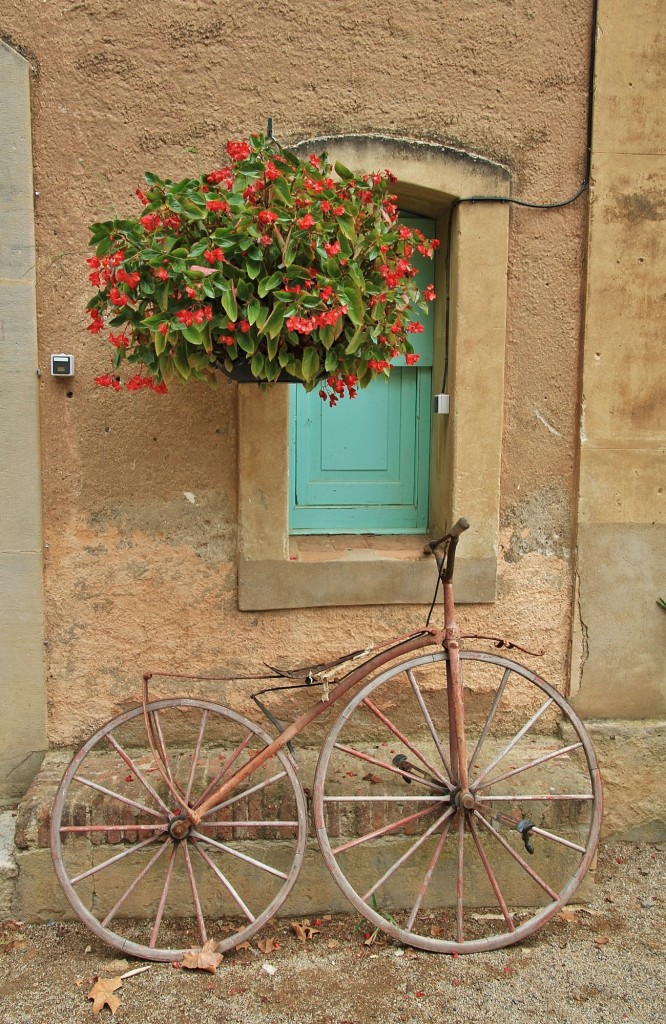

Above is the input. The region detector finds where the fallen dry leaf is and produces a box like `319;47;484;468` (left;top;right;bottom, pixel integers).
234;940;252;951
558;908;577;923
181;939;223;974
256;937;279;954
87;976;122;1015
291;919;321;942
594;936;609;948
362;772;382;784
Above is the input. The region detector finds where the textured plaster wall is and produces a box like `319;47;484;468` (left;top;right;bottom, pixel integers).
572;0;666;720
0;0;594;749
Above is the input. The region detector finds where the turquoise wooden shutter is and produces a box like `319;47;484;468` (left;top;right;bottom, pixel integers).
290;214;435;534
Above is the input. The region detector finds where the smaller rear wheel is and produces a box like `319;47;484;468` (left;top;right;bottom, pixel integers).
314;650;602;954
51;699;308;961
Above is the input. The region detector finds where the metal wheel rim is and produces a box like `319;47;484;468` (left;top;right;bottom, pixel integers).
51;698;308;961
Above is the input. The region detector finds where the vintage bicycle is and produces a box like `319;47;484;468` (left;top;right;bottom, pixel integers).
50;519;602;960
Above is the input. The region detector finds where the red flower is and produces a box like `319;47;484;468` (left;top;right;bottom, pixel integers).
405;353;420;365
406;321;424;333
264;161;280;180
87;309;104;333
219;334;235;346
297;213;315;230
156;266;169;281
257;210;278;226
425;284;436;301
226;140;251;162
324;240;340;257
140;212;162;232
108;333;129;349
204;247;224;264
206;199;229;213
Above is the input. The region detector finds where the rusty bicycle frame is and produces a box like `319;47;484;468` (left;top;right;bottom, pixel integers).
51;517;603;958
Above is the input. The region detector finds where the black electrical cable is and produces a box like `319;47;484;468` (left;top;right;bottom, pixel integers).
440;0;599;393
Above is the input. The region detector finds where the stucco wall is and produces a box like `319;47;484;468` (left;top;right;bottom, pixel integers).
572;0;666;720
0;0;595;749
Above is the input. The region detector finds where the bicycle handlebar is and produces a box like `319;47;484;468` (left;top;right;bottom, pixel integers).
424;517;470;583
425;517;470;553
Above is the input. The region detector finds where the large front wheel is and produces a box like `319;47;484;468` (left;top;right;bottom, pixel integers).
313;650;602;954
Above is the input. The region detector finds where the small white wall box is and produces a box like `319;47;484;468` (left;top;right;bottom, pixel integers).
433;393;450;415
51;354;75;377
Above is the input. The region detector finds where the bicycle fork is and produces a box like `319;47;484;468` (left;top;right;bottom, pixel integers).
444;580;474;809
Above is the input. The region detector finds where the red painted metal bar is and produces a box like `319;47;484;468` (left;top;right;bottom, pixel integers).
406;668;453;782
101;839;173;928
467;816;515;931
149;843;177;948
185;709;209;805
72;774;165;820
332;801;445;856
362;696;450;786
104;734;172;815
332;743;447;793
474;742;584;792
193;731;254;810
405;816;453;931
190;838;255;922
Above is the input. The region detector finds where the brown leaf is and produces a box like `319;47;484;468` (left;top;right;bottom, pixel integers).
594;936;609;948
87;977;122;1015
181;939;223;974
234;940;251;951
559;908;577;923
291;919;320;942
256;937;279;954
362;773;382;785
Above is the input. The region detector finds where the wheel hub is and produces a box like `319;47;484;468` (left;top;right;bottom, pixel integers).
169;813;192;840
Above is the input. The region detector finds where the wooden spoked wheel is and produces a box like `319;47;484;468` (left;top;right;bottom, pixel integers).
51;699;308;961
314;651;602;954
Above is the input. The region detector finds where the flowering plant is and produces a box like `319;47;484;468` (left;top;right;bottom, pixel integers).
87;134;437;404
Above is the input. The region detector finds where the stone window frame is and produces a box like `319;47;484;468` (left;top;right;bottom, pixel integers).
237;135;510;611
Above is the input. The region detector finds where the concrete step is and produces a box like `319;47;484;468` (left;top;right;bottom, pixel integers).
13;735;597;928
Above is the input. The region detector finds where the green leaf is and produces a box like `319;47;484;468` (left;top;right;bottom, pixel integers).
334;160;354;180
267;335;279;361
270;175;293;207
261;304;285;339
258;272;283;298
174;345;191;380
247;298;261;325
337;214;356;241
181;326;205;345
341;283;364;326
250;351;265;378
348;263;365;290
154;330;167;357
255;305;269;331
345;326;365;354
245;259;262;280
325;349;339;372
220;282;238;322
283;235;297;267
319;324;335;350
302;346;320;381
237;333;256;354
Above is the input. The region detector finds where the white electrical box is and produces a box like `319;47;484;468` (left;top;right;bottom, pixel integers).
51;354;75;377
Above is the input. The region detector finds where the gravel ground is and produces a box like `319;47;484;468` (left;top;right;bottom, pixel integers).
0;841;664;1024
